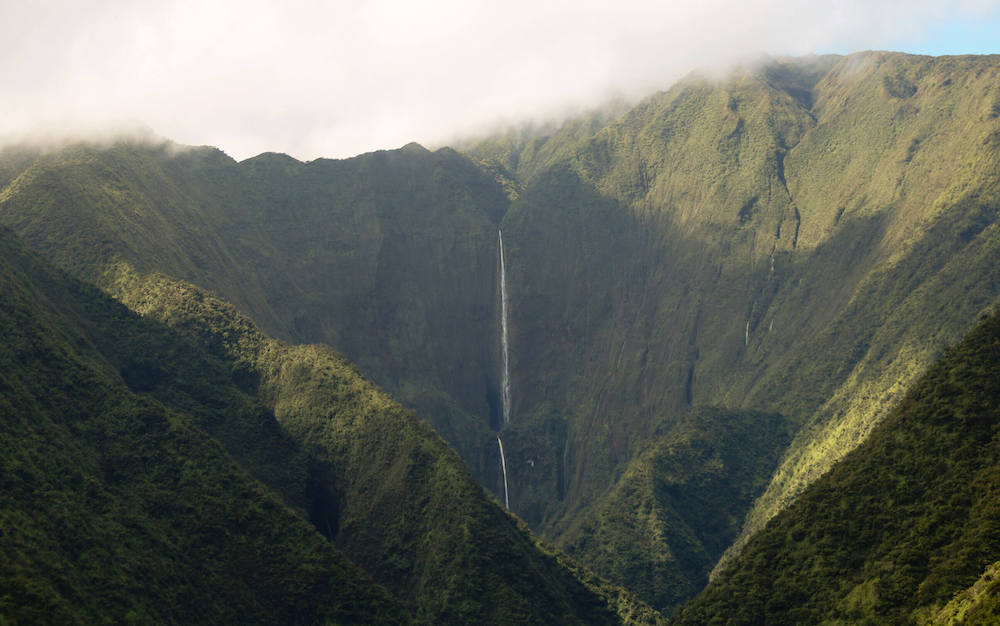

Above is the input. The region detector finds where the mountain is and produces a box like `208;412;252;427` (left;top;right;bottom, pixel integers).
0;227;407;624
676;309;1000;623
463;51;1000;592
471;50;1000;525
0;225;660;623
443;51;1000;608
2;51;1000;617
0;140;509;475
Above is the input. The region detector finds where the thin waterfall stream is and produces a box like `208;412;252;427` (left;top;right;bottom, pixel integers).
499;229;511;426
497;229;512;509
496;435;510;509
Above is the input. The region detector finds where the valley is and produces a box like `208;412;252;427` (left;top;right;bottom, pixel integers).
2;51;1000;621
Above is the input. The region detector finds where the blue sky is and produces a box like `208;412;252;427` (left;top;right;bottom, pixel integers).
2;1;999;160
902;9;1000;55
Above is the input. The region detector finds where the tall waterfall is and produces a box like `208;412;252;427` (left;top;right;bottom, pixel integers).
496;435;510;509
499;230;511;425
496;230;513;510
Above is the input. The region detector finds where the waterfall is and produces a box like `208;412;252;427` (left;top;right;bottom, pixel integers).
499;230;511;425
495;231;513;510
497;435;510;509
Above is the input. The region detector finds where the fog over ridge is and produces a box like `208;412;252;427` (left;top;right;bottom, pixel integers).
2;0;998;161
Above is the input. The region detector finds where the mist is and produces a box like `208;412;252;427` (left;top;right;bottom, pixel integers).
2;0;997;161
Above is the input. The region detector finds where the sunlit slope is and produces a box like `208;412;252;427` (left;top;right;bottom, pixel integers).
722;51;1000;558
677;310;1000;624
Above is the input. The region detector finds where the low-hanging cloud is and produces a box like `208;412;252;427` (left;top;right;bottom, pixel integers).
2;0;997;160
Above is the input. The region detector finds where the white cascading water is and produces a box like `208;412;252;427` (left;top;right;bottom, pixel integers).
496;435;510;509
497;230;512;510
499;230;511;425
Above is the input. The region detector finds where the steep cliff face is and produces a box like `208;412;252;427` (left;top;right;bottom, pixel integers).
230;145;512;474
468;52;1000;539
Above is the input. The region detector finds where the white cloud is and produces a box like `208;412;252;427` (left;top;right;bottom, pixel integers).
1;0;997;160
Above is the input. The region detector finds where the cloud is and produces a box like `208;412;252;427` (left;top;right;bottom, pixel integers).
1;0;997;160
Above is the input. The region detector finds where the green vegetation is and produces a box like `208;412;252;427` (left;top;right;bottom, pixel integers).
929;561;1000;625
677;310;1000;624
0;226;661;623
557;408;791;615
0;228;407;624
0;140;510;478
104;263;662;624
466;52;1000;560
2;51;1000;620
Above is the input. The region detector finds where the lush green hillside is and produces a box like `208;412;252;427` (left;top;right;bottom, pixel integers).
557;408;791;615
104;262;662;624
0;224;663;623
0;228;407;624
676;310;1000;624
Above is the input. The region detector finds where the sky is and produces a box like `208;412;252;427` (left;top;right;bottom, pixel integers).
2;0;999;161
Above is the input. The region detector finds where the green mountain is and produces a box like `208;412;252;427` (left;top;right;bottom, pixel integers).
0;140;509;477
676;310;1000;624
0;227;407;624
464;51;1000;592
0;226;660;623
474;50;1000;525
2;51;1000;619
